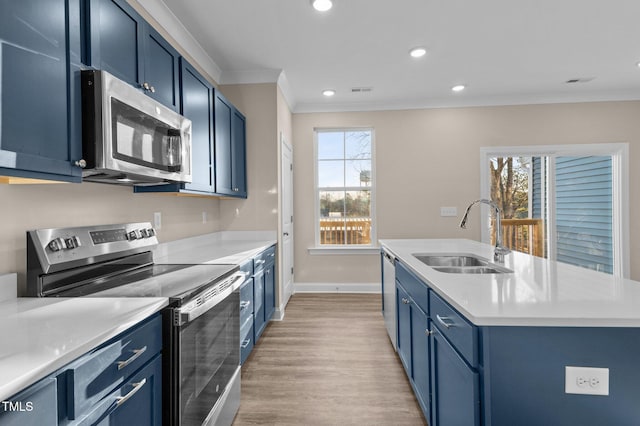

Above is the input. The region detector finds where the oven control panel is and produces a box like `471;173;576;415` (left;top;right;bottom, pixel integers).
28;222;158;270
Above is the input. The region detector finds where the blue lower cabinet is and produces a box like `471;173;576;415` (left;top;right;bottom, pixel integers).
240;315;254;365
73;355;162;426
264;261;275;323
65;315;162;419
396;283;412;374
2;314;162;426
0;377;57;426
411;303;431;422
253;269;266;340
430;326;480;426
242;246;277;361
239;266;255;365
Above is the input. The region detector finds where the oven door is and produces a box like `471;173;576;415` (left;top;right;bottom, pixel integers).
175;289;240;426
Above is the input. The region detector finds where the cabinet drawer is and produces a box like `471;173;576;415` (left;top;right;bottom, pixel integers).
66;315;162;419
396;261;429;313
73;354;162;426
240;259;253;276
240;277;254;324
240;320;254;365
254;246;275;272
429;291;478;368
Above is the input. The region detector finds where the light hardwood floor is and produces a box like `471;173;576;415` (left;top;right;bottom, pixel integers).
232;293;428;426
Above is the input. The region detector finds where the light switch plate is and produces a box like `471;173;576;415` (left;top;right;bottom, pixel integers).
565;366;609;395
440;207;458;217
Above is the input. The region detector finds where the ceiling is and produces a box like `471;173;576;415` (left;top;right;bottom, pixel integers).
158;0;640;113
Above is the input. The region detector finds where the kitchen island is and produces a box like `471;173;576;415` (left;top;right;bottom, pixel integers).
380;238;640;426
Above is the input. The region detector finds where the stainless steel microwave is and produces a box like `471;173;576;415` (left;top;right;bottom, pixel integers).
80;70;192;185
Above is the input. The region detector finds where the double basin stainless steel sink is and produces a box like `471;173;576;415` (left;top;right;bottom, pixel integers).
412;253;513;274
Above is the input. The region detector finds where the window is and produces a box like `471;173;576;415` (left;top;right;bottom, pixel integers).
481;144;629;277
314;129;375;247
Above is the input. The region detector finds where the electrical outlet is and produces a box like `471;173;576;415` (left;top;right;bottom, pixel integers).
565;366;609;395
202;211;207;224
440;206;458;217
153;212;162;230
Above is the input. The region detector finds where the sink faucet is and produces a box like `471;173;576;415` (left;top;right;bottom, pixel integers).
459;199;511;263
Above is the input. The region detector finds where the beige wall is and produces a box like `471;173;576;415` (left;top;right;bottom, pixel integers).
292;101;640;283
217;83;279;232
0;182;221;293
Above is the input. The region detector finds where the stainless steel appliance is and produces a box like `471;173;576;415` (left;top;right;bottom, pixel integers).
382;248;397;350
80;70;192;185
26;223;244;426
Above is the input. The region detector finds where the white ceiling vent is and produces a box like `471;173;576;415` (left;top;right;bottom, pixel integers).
351;87;373;93
565;77;595;84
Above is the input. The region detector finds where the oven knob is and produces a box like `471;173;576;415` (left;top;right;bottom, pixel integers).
64;236;81;249
140;229;149;238
127;230;140;241
47;238;66;252
147;228;156;237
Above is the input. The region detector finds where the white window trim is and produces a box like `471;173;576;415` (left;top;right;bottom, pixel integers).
480;143;629;278
311;127;377;254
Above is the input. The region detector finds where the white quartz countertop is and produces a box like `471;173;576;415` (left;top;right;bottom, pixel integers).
0;297;168;401
153;231;276;265
380;238;640;327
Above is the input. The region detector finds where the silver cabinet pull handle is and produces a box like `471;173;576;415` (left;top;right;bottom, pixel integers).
240;301;251;311
241;339;251;349
115;378;147;407
117;346;147;370
402;298;410;304
426;329;433;336
436;315;455;329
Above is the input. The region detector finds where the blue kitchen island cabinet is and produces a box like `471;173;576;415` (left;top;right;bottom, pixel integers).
214;90;247;198
0;0;83;183
84;0;180;111
393;257;640;426
396;262;433;424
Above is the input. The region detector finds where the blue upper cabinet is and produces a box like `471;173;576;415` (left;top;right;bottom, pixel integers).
214;90;247;198
143;26;180;111
84;0;180;111
135;59;215;196
232;109;247;198
136;62;248;198
180;59;214;193
0;0;83;182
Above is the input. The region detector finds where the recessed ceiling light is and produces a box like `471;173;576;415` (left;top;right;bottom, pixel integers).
635;62;640;68
409;47;427;58
451;85;466;92
322;89;336;97
312;0;333;12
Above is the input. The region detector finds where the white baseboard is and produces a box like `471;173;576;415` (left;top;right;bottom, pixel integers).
273;306;285;321
293;282;381;294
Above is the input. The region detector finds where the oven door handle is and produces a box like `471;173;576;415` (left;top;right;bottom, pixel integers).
174;271;247;326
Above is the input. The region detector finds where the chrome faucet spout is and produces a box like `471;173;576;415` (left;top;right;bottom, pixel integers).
459;199;511;262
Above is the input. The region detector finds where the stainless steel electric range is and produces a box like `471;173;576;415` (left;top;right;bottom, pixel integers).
26;222;246;426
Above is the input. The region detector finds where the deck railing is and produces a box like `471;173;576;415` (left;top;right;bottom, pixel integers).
320;218;372;245
493;218;545;257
